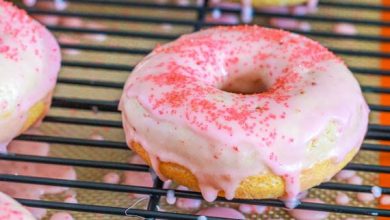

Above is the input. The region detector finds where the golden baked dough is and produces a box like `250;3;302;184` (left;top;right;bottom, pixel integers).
130;141;358;199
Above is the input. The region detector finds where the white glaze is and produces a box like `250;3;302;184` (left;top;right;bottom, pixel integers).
120;26;369;202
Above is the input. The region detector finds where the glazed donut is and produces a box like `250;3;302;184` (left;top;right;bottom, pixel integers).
120;26;369;202
0;192;35;220
0;0;61;152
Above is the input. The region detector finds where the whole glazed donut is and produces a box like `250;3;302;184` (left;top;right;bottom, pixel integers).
120;26;369;202
0;0;61;152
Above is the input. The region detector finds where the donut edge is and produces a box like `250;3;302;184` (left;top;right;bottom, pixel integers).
21;91;53;133
130;141;359;199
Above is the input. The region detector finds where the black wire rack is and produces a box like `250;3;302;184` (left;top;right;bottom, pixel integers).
2;0;390;219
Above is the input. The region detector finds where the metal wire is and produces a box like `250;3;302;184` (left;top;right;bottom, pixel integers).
1;0;390;219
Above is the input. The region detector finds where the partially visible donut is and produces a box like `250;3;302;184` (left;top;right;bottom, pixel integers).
0;192;35;220
120;26;369;202
0;0;61;151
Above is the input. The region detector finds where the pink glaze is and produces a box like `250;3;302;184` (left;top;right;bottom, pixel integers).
335;170;356;181
347;175;363;185
50;212;74;220
333;23;357;36
335;192;350;205
196;207;245;219
0;131;76;219
270;18;311;31
123;155;153;198
0;0;61;152
176;0;190;6
0;192;35;220
64;196;78;204
288;198;329;220
120;26;369;202
175;186;202;210
103;172;120;184
160;24;174;32
58;35;81;56
83;22;107;42
90;133;104;141
60;17;83;28
380;195;390;205
357;193;375;203
206;14;239;25
239;204;267;214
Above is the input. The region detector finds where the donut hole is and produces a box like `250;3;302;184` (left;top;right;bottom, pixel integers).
221;73;269;95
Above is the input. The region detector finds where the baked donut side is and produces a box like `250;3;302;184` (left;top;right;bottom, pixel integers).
129;140;358;200
0;0;61;151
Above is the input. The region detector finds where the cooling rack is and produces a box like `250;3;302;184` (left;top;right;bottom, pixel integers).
2;0;390;219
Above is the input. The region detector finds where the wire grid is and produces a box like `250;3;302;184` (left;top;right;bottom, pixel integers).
1;0;390;219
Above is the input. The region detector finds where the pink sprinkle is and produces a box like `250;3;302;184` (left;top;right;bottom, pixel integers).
335;170;356;181
270;18;311;31
335;192;350;205
175;185;201;210
333;23;357;35
357;193;375;203
380;195;390;205
103;172;120;184
347;175;363;185
50;212;74;220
